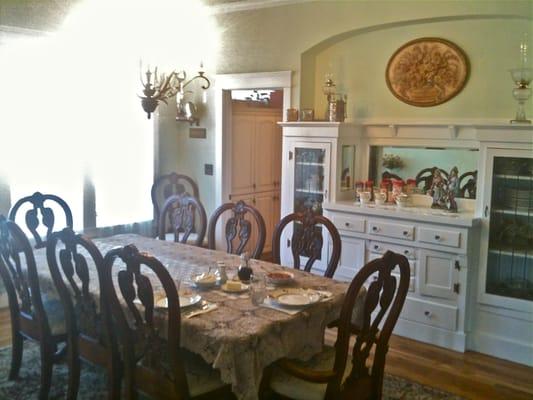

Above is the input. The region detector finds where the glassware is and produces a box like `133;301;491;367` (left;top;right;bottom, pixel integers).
216;261;228;284
250;277;267;305
237;252;253;282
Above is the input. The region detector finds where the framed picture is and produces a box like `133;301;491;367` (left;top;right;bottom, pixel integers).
386;37;469;107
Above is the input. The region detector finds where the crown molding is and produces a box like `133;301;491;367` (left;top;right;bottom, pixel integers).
209;0;315;14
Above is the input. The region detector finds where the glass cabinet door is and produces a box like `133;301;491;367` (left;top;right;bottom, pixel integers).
293;146;328;215
482;150;533;308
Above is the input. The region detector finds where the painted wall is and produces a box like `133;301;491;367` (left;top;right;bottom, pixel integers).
158;0;533;216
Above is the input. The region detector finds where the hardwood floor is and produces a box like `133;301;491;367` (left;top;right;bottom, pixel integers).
0;308;531;399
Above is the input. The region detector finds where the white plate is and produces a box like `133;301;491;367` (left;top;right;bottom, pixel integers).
221;283;250;293
275;291;321;307
156;295;202;309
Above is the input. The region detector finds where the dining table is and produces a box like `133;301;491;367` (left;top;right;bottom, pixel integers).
33;234;366;400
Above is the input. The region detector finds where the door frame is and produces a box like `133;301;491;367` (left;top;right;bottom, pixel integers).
214;71;292;209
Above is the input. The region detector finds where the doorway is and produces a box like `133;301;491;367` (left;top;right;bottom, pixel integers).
214;71;291;253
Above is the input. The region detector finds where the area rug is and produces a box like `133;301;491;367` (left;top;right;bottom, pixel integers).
0;343;464;399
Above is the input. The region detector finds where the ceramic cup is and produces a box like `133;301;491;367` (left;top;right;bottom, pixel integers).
374;191;387;206
360;191;372;205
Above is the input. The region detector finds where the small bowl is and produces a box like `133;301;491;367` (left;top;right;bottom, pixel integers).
266;271;295;286
395;195;410;208
192;273;218;289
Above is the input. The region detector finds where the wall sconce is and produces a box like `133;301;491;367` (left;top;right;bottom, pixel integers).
139;64;210;123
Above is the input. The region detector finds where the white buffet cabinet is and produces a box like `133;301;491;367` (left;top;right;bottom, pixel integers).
324;200;479;352
279;120;533;365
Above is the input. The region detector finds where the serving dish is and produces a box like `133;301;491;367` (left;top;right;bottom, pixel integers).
266;271;295;286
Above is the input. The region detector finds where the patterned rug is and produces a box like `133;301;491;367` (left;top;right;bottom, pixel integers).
0;342;464;399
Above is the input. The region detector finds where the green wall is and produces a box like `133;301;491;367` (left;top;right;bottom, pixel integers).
158;0;533;216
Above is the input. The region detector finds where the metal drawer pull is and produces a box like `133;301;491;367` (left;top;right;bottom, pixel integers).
424;310;432;318
374;245;379;251
345;222;350;227
434;235;441;240
403;231;409;236
372;226;379;232
404;250;409;255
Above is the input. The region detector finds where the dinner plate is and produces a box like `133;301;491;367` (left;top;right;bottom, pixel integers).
156;294;202;309
273;290;321;307
221;282;250;293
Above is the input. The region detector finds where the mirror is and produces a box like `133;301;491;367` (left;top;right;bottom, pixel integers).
340;145;355;191
368;146;479;199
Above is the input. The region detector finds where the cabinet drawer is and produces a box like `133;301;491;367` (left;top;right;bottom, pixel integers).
368;241;416;259
419;227;461;248
368;251;416;277
332;214;365;233
368;220;414;241
401;297;458;331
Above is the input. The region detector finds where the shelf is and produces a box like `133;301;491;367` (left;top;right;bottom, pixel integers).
494;174;533;181
492;208;533;216
295;162;324;166
295;189;324;194
489;248;533;259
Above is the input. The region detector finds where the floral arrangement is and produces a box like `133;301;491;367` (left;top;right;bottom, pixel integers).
382;154;404;170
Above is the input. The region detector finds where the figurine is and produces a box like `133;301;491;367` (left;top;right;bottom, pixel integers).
428;169;446;208
445;166;459;212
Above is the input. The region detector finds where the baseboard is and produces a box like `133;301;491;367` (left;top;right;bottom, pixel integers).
468;331;533;366
393;318;466;352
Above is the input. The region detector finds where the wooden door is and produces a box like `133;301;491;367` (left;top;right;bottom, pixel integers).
231;114;255;196
254;115;282;193
254;191;280;254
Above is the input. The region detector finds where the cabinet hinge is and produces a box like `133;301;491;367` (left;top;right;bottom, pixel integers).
289;151;293;160
453;283;460;294
454;261;460;271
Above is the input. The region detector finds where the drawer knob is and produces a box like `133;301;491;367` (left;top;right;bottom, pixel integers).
424;310;432;318
403;231;409;236
345;222;350;227
404;250;409;255
434;235;441;240
374;245;379;250
372;226;378;232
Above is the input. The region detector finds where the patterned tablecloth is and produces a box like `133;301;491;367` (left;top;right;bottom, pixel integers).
34;234;363;400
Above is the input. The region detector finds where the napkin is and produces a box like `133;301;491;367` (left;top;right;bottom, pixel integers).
185;303;218;319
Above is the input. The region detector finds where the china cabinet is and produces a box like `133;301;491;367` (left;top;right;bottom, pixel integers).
278;122;358;271
279;119;533;365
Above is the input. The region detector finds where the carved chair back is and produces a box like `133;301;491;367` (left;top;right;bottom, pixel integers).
151;173;200;235
0;215;51;336
9;192;73;249
335;251;410;400
46;227;110;345
207;200;266;259
158;194;207;247
458;170;477;199
103;244;190;399
272;209;341;278
415;167;449;193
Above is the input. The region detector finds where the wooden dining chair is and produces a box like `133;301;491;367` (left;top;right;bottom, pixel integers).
207;200;266;259
272;208;341;278
0;215;67;400
415;167;449;193
46;227;120;400
260;251;410;400
158;193;207;247
8;191;73;249
151;173;200;236
458;170;477;199
102;244;235;400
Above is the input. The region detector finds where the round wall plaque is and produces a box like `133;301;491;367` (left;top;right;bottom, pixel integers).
385;37;469;107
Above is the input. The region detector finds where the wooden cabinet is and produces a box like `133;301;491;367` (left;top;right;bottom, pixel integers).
419;249;459;300
230;103;282;254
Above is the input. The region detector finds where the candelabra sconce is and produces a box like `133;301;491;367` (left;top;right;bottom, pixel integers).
510;68;532;124
139;65;210;123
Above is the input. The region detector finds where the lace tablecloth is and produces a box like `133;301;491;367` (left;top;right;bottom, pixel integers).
35;234;364;400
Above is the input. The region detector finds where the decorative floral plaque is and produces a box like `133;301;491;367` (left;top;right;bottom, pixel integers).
386;38;469;107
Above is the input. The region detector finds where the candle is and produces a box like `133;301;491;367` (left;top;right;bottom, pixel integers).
520;33;528;68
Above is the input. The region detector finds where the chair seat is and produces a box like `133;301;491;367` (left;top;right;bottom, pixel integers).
270;346;350;400
41;293;66;336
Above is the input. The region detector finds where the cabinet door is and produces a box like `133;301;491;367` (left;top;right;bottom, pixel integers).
419;249;459;300
478;148;533;312
230;115;255;196
254;116;282;193
253;191;280;254
332;236;365;281
280;141;332;270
